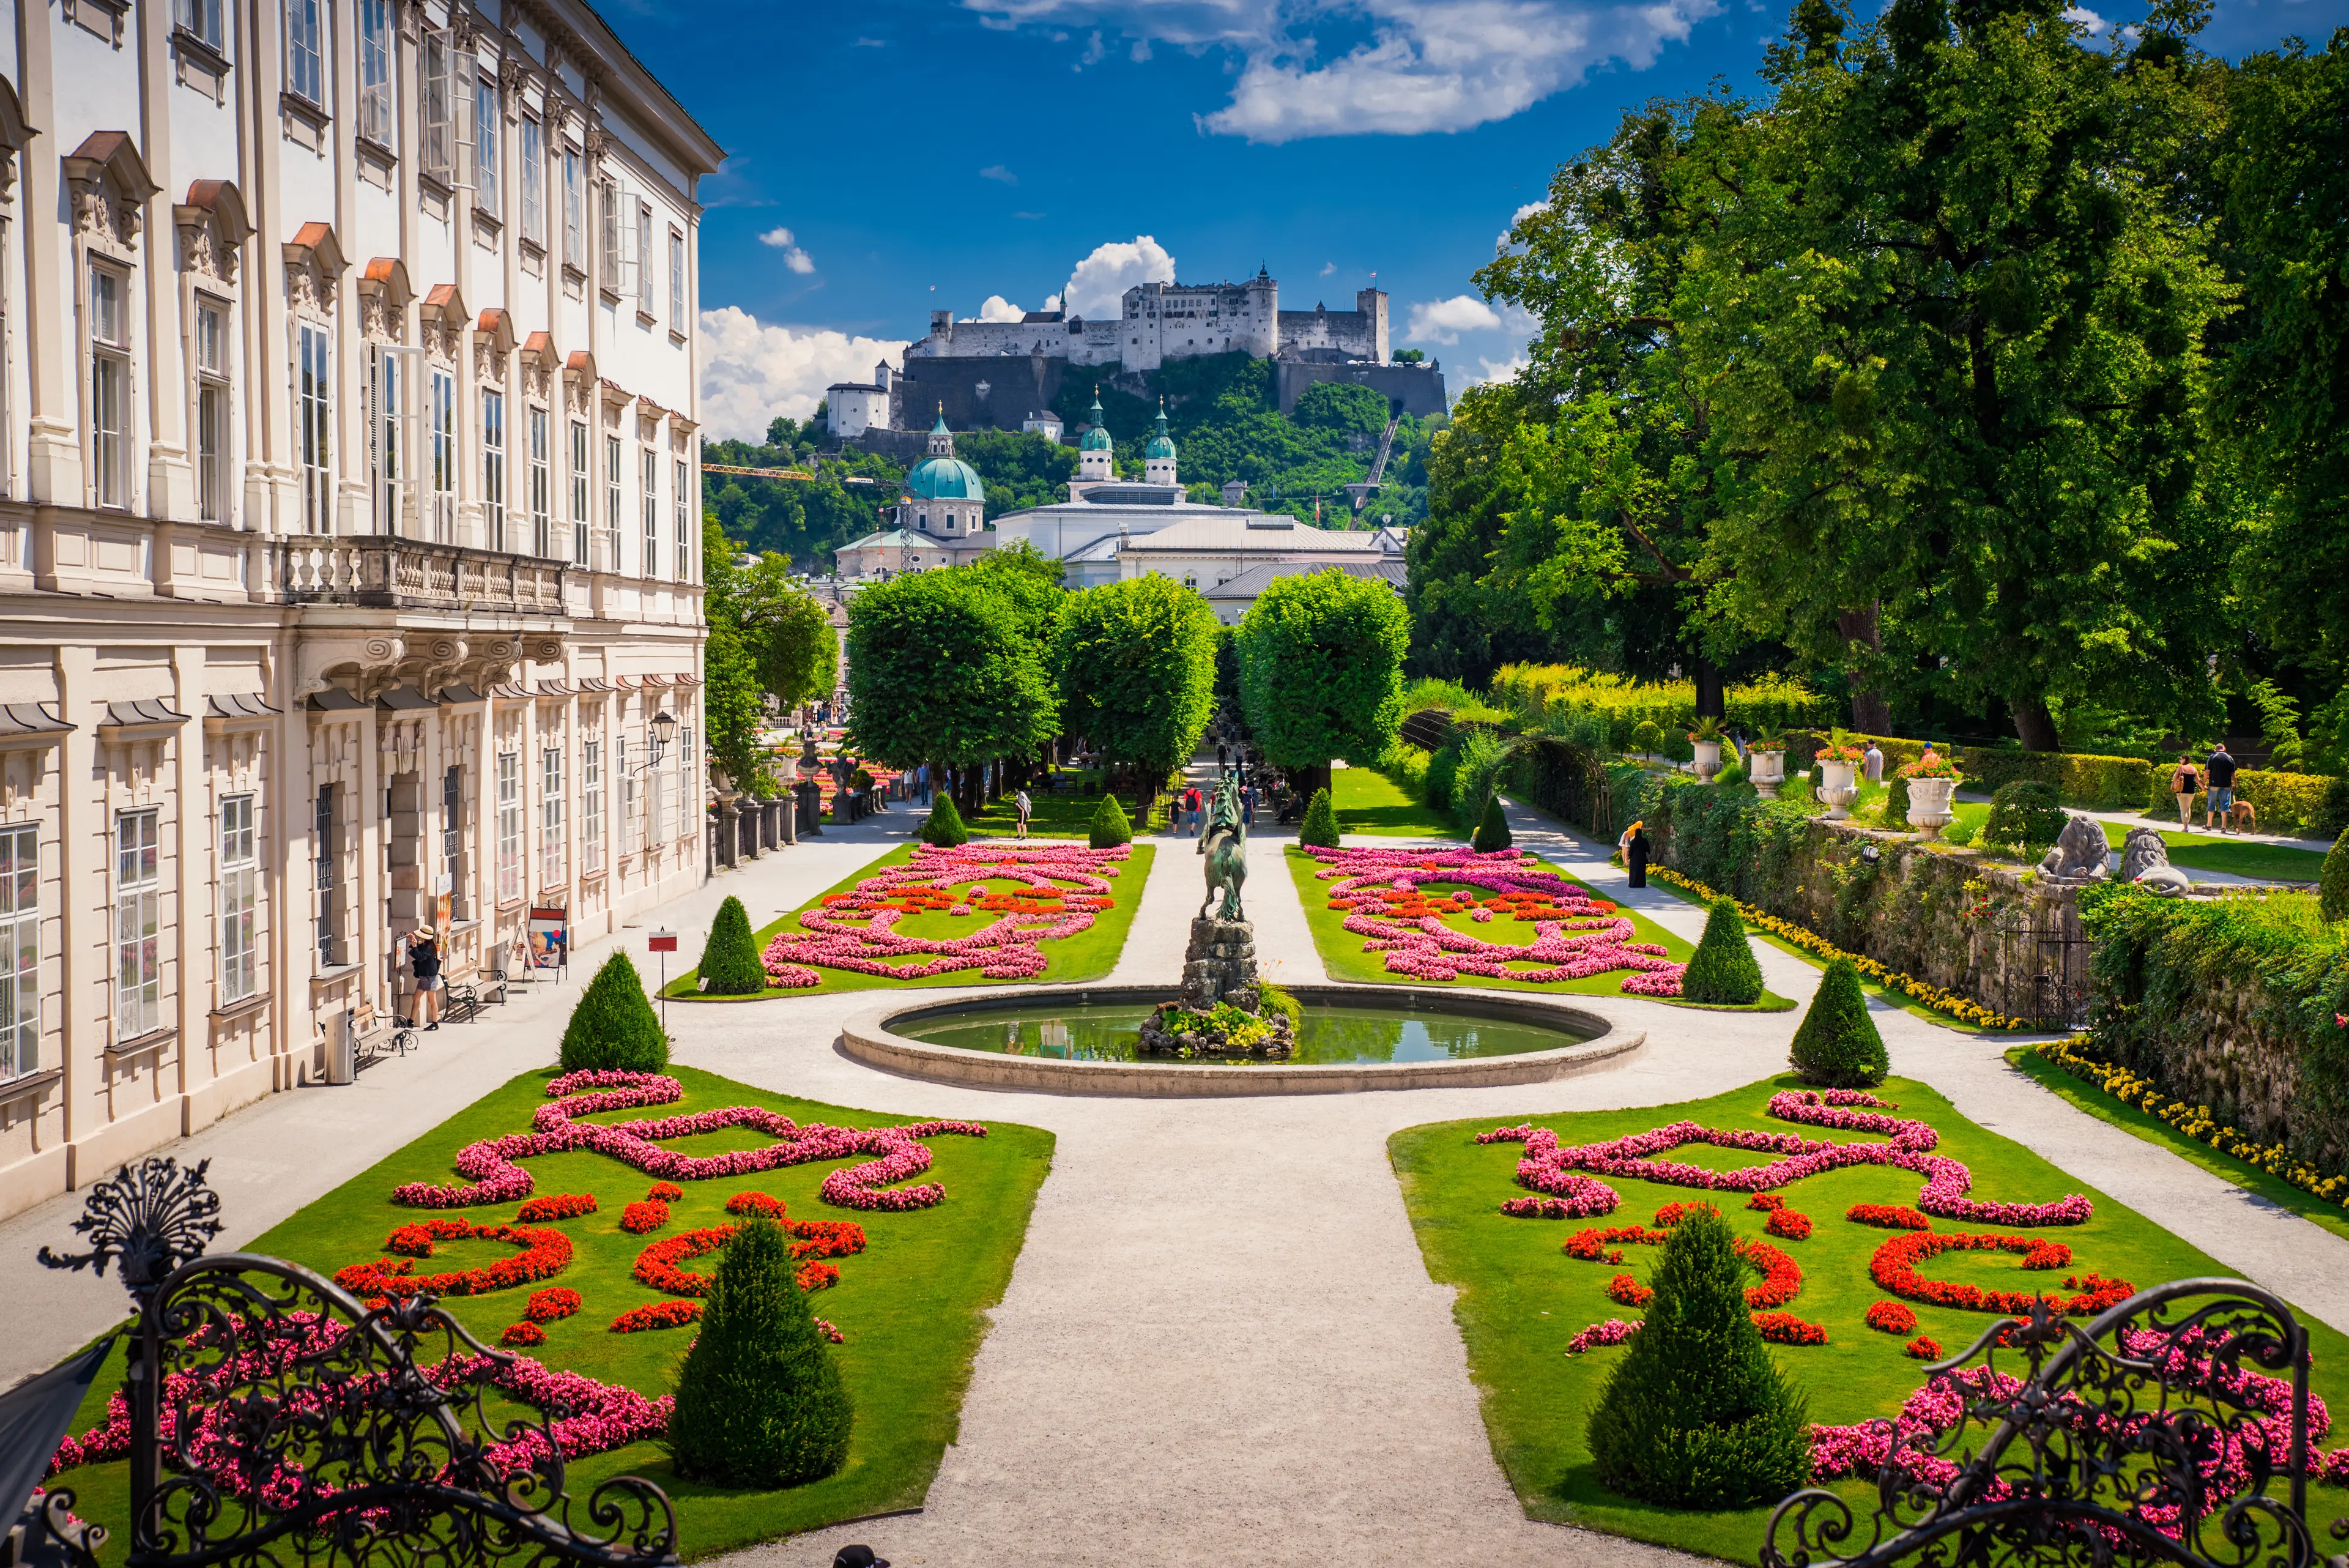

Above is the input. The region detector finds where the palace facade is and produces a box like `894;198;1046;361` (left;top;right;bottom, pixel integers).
0;0;723;1219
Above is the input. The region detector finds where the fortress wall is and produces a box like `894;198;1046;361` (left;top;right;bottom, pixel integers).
1272;360;1449;419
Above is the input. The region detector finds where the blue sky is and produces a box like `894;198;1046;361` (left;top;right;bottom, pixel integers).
609;0;2349;441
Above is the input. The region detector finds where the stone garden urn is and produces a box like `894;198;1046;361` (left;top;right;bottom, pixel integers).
1693;739;1723;782
1905;776;1959;840
1818;760;1861;820
1748;748;1786;799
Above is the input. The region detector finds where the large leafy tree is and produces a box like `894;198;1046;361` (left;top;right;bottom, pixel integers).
733;553;839;713
700;519;777;795
1049;576;1218;804
1237;568;1410;790
845;567;1059;809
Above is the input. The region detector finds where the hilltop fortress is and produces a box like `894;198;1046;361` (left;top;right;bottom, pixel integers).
827;266;1449;443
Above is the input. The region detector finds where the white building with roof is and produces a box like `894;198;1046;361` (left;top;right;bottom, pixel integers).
833;412;992;578
825;362;893;440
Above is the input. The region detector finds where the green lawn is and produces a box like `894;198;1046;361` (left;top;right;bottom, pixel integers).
963;774;1173;838
50;1065;1055;1563
665;841;1154;999
2006;1046;2349;1247
1286;846;1790;1007
1332;766;1460;838
1938;800;2327;881
1389;1073;2349;1562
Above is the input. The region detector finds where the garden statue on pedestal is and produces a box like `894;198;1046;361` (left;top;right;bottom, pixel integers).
1140;776;1294;1059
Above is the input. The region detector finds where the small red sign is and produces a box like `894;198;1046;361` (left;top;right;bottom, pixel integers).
647;931;678;953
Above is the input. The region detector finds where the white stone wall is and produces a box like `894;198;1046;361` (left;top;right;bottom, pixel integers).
828;385;888;439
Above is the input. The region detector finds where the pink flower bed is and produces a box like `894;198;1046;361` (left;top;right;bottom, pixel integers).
1482;1088;2092;1227
1301;845;1688;995
392;1071;987;1212
757;842;1131;987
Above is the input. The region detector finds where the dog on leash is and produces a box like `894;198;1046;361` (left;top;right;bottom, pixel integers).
2227;799;2258;832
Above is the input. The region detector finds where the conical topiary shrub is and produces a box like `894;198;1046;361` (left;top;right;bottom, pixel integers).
665;1215;853;1488
1787;956;1887;1087
1680;898;1764;1006
558;952;669;1073
700;895;766;997
919;792;968;847
1298;787;1341;849
1090;792;1132;849
1472;795;1513;852
2323;828;2349;923
1586;1208;1812;1507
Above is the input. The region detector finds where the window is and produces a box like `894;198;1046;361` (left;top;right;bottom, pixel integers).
299;322;331;532
495;752;521;902
421;31;474;187
0;824;38;1080
195;300;229;524
521;117;545;247
286;0;322;105
642;448;659;579
313;784;339;967
668;230;685;327
597;176;618;289
636;203;655;314
176;0;225;51
582;741;603;875
604;433;622;563
369;344;415;534
570;419;588;563
529;406;551;555
90;265;130;510
618;737;636;856
220;795;256;1005
116;811;160;1041
674;459;691;580
358;0;393;141
429;368;456;541
539;746;565;889
474;77;500;215
483;389;506;551
562;147;582;271
442;766;464;915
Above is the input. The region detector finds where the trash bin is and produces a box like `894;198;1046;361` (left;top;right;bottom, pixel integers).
327;1009;357;1085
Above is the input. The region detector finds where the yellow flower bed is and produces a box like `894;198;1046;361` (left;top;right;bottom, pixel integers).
2033;1036;2349;1211
1646;865;2025;1031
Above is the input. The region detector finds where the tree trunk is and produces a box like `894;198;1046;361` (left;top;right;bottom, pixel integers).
1693;659;1726;719
1836;604;1891;734
2013;698;2060;753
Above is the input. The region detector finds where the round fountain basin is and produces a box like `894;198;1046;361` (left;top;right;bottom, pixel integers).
841;984;1643;1097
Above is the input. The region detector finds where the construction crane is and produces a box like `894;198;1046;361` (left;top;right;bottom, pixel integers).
700;463;816;481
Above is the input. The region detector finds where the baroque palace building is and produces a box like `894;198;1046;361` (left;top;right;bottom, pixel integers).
0;0;723;1220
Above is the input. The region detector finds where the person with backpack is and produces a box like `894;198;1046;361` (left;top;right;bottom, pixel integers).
2169;751;2199;831
1014;787;1032;840
2203;743;2238;833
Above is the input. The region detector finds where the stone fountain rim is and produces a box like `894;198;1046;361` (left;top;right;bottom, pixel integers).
837;983;1644;1099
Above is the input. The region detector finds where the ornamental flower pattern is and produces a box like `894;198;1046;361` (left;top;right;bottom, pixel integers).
757;842;1132;987
1482;1090;2093;1227
390;1070;987;1212
1301;844;1687;994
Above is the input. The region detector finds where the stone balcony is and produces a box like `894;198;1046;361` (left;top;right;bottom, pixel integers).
276;537;568;615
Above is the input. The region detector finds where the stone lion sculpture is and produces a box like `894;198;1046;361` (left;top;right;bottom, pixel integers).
2037;814;2112;883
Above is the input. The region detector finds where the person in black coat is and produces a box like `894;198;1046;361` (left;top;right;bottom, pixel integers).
409;926;443;1030
1622;822;1652;888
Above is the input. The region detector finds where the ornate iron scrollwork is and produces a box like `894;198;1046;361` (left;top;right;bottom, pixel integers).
1762;1279;2349;1568
36;1157;678;1568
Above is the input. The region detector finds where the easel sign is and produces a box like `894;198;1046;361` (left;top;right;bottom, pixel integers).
526;907;570;976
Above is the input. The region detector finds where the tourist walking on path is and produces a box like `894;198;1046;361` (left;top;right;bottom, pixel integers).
1014;787;1031;840
2204;743;2238;833
1619;821;1651;889
1863;740;1884;784
2169;753;2200;830
1241;782;1255;827
408;925;443;1031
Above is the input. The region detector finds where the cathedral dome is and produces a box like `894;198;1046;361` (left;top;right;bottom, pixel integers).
1078;392;1113;452
1145;401;1176;459
908;454;984;500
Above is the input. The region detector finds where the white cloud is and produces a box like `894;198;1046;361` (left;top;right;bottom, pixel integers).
759;225;817;275
697;307;910;442
966;0;1718;143
1407;294;1503;344
2062;6;2107;31
980;163;1019;184
1131;37;1152;60
975;295;1027;322
1470;352;1531;387
1497;197;1551;248
1044;292;1064;312
1060;235;1176;321
1319;260;1337;276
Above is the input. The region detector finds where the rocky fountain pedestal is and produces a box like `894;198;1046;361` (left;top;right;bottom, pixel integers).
1136;916;1296;1059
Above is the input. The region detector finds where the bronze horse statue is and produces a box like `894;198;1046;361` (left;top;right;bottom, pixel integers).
1199;775;1248;921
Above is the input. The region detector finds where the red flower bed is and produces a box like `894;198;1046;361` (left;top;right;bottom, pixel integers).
619;1200;669;1234
1653;1201;1720;1227
647;1182;683;1202
1607;1273;1654;1307
1846;1203;1933;1230
724;1192;787;1219
1869;1231;2134;1316
1747;1194;1784;1211
516;1193;598;1222
525;1287;582;1324
333;1221;572;1301
1765;1209;1814;1241
1562;1225;1671;1262
1752;1312;1828;1346
2022;1240;2073;1270
1865;1300;1918;1335
500;1322;546;1347
1740;1239;1803;1309
1904;1335;1943;1360
610;1301;701;1333
634;1219;866;1299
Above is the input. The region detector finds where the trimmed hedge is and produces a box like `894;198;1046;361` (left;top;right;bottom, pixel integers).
1682;899;1765;1006
1089;792;1133;849
559;953;669;1074
1789;957;1887;1088
1472;795;1513;852
919;793;969;847
1299;787;1341;849
700;896;767;997
1984;781;2066;853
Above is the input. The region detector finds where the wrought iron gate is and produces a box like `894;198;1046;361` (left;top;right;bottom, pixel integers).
1985;906;2094;1032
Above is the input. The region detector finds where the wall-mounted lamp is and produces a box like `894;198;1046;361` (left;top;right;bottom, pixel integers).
646;710;678;768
